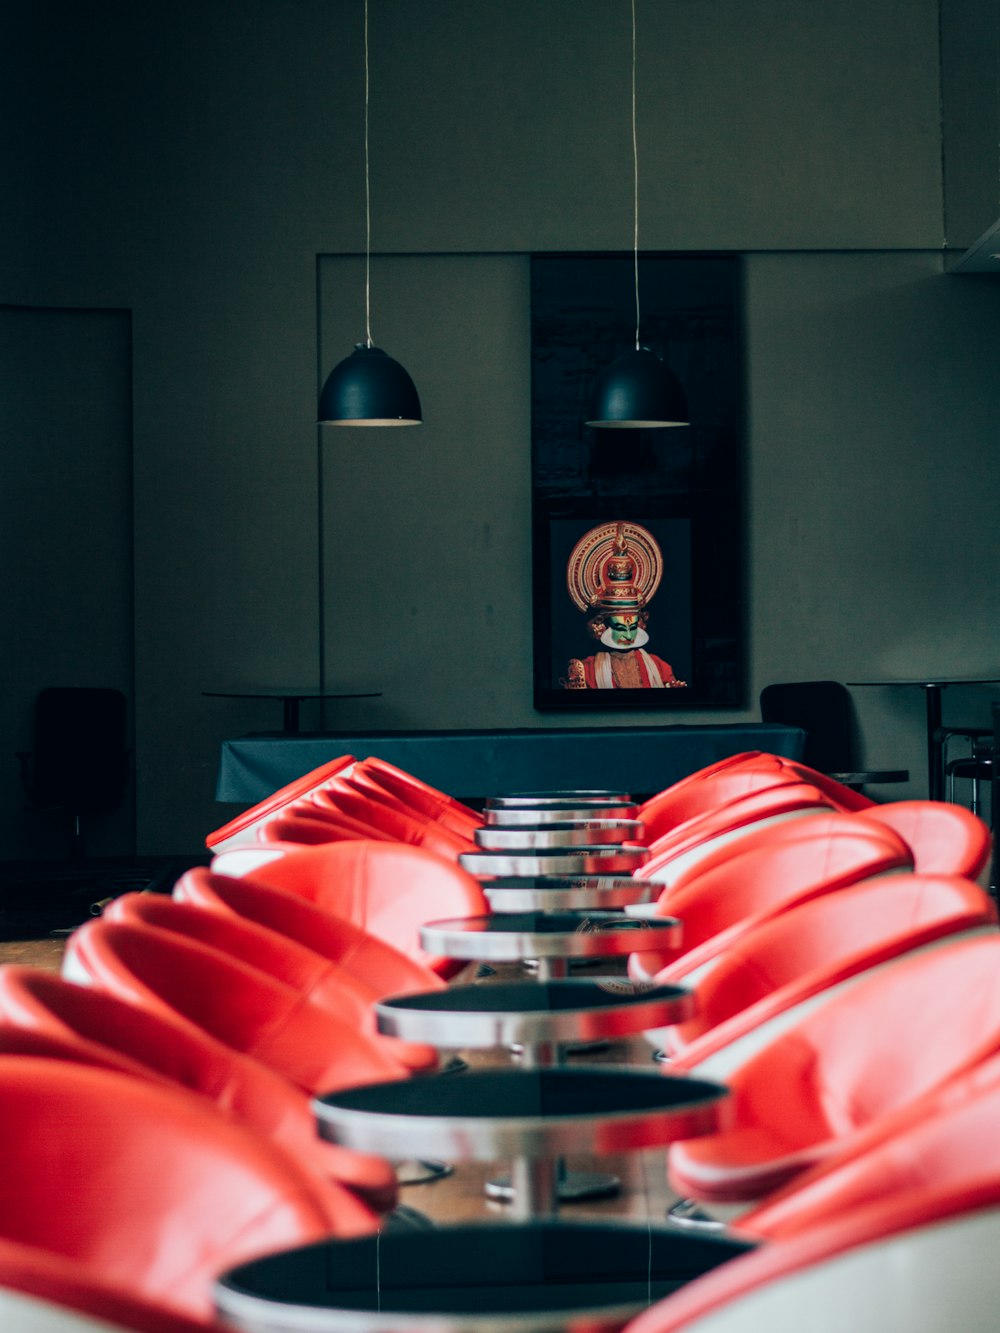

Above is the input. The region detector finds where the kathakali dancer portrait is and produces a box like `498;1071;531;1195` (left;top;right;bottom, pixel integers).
562;520;687;691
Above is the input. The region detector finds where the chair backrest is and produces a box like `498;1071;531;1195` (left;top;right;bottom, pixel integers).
225;838;489;977
205;754;355;853
0;964;397;1213
62;917;410;1092
637;753;769;814
0;1056;368;1322
173;866;445;999
759;681;855;773
258;803;395;846
668;934;1000;1206
103;893;438;1073
313;783;477;857
354;756;482;831
638;757;794;841
859;800;992;879
622;1189;1000;1333
638;819;913;984
666;873;997;1073
26;687;128;814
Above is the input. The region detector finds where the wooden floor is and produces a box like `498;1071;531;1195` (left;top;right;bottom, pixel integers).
0;935;67;973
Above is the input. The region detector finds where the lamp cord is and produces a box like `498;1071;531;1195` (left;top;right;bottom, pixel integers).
363;0;373;348
631;0;640;351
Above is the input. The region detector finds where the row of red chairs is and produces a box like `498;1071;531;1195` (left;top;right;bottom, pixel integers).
2;746;998;1331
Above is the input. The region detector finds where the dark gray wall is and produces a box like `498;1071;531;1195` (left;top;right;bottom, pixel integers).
3;0;999;854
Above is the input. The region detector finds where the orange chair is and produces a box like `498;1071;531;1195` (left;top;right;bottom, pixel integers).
636;782;838;889
205;754;355;854
173;866;445;1002
0;965;397;1213
0;1057;372;1325
659;873;997;1076
667;933;1000;1210
628;814;912;982
62;917;413;1093
352;756;482;837
214;839;489;978
859;799;991;879
102;893;438;1072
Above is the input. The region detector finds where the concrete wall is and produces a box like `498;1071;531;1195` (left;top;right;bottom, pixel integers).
3;0;999;855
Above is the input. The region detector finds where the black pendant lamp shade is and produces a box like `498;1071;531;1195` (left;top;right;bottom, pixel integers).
318;344;422;427
586;346;688;429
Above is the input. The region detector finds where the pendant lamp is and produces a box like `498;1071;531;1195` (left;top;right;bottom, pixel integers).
318;0;421;427
585;0;688;430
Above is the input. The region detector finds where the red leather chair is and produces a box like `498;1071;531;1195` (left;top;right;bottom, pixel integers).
636;782;839;889
258;802;396;847
312;783;477;859
659;873;997;1077
62;917;413;1093
622;1189;1000;1333
205;754;355;854
637;757;824;843
102;893;438;1072
636;752;768;813
667;933;1000;1210
0;1251;213;1332
0;1057;372;1325
858;799;992;880
173;866;445;1001
351;756;482;837
213;839;488;978
628;814;912;982
0;965;397;1213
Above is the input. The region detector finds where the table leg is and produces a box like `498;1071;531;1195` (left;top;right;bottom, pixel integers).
924;685;944;801
281;696;301;733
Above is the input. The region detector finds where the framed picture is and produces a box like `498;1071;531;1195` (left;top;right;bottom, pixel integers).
531;253;743;711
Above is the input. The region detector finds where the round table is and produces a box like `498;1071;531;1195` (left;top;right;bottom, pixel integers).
215;1218;754;1333
420;910;680;981
484;800;640;826
460;846;649;878
313;1066;728;1220
486;790;633;808
479;876;654;913
474;820;645;850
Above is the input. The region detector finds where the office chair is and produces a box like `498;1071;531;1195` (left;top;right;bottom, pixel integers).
16;687;129;858
759;681;908;793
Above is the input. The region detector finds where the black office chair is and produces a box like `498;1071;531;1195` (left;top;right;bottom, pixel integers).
759;680;908;792
16;687;130;858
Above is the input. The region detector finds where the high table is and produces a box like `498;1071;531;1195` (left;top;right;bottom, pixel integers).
215;723;806;805
847;676;1000;800
204;688;381;734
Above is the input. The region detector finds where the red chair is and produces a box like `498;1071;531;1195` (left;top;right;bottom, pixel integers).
62;917;413;1093
0;965;397;1213
205;755;355;854
636;752;769;814
628;814;912;982
102;893;438;1072
258;801;397;847
312;783;477;859
0;1247;213;1332
638;757;820;843
622;1189;1000;1333
859;799;991;879
667;933;1000;1210
636;782;839;889
352;756;482;837
660;873;997;1077
214;839;489;978
0;1057;371;1325
173;866;445;1002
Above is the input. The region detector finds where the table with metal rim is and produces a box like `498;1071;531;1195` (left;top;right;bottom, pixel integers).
485;790;634;809
313;1065;728;1221
483;800;640;826
847;675;1000;800
460;846;649;879
215;1217;754;1333
420;910;681;982
374;977;696;1207
479;876;654;913
474;820;646;850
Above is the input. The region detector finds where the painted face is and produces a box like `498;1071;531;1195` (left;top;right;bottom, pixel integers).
608;613;639;646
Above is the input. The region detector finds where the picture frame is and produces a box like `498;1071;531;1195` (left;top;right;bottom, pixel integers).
531;253;743;711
